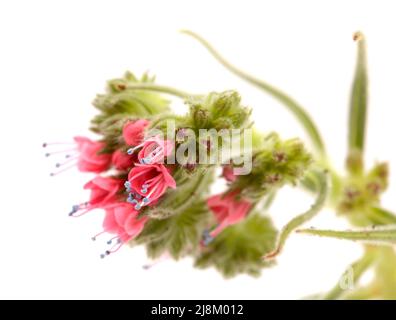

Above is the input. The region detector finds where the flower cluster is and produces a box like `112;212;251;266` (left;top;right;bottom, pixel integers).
45;71;312;275
44;31;396;298
45;111;177;257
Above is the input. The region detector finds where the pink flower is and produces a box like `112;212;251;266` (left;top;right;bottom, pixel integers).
111;149;136;171
222;165;237;182
74;136;111;173
126;163;176;209
206;191;252;238
122;119;149;146
69;176;123;216
84;176;123;206
137;136;173;164
102;202;148;243
126;135;173;165
96;202;149;258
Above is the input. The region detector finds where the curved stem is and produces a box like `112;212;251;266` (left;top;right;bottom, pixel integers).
148;114;181;128
264;170;329;259
173;168;213;214
182;30;326;158
125;83;195;99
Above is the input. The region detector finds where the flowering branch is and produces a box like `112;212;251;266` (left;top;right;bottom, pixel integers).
124;82;195;99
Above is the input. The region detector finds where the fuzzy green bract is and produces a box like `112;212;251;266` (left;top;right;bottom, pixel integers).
195;213;277;278
230;133;312;200
135;200;214;259
91;72;170;153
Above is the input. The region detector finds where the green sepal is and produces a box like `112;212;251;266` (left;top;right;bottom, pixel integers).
185;91;252;131
135;200;213;259
194;213;277;278
230;133;312;200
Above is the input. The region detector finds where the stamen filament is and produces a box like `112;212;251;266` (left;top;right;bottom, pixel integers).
45;148;77;157
50;163;76;176
42;142;75;148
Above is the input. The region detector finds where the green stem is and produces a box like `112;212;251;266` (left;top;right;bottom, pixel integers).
182;30;326;158
298;225;396;245
125;83;194;99
264;170;328;259
341;285;379;300
173;168;214;214
324;248;376;300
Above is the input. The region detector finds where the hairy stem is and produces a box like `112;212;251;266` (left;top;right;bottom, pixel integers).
297;225;396;245
324;248;376;300
125;83;195;99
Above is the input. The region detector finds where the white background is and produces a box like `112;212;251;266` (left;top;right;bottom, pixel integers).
0;0;395;299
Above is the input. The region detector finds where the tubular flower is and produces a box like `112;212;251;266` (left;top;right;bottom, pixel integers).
122;119;150;146
111;149;136;171
74;136;111;173
126;163;176;210
68;176;123;216
204;191;252;243
97;202;149;258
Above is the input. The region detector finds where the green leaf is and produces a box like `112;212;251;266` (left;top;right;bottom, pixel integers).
347;32;368;161
298;225;396;246
135;200;213;259
195;213;277;278
264;170;328;259
182;30;326;158
90;72;172;149
366;207;396;226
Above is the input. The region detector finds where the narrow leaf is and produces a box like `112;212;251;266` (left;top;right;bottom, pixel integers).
348;31;368;154
264;170;328;259
298;225;396;246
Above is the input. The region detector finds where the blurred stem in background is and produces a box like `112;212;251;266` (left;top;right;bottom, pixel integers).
181;30;326;159
181;30;395;299
181;30;342;201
